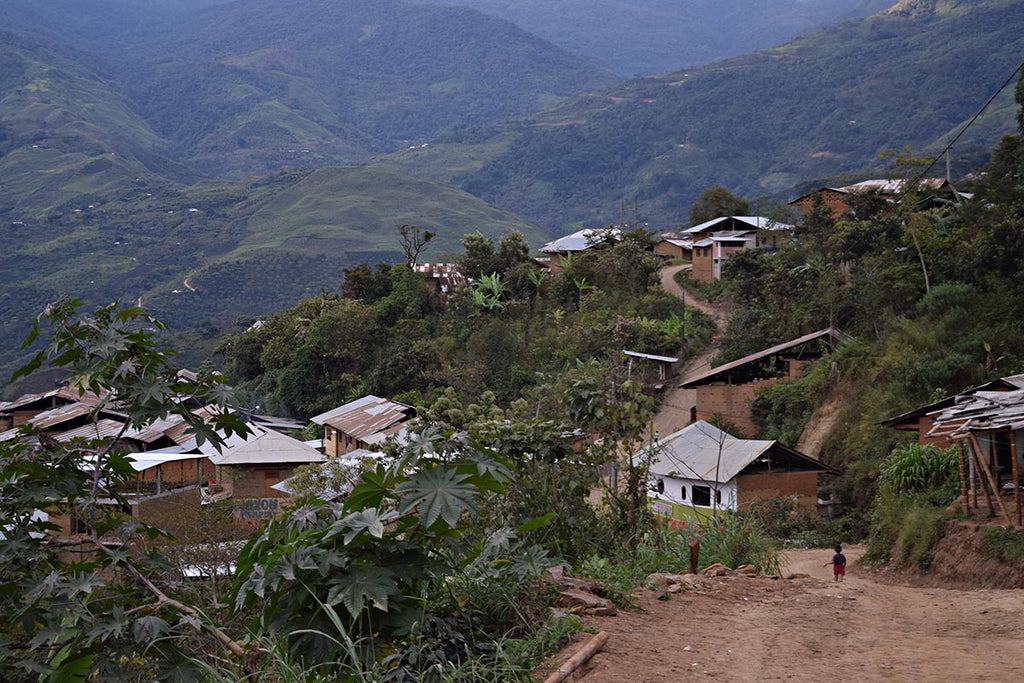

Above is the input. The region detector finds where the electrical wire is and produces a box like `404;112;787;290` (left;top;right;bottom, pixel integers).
912;60;1024;184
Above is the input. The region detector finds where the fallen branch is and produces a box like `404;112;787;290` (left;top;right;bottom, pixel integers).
544;630;609;683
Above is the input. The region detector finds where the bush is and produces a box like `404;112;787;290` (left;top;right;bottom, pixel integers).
980;526;1024;564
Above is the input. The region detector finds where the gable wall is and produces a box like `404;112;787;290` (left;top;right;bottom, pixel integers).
694;379;777;438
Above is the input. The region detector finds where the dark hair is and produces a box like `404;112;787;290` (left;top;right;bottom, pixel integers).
834;545;842;553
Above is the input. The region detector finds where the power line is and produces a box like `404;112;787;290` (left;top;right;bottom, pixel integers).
913;60;1024;184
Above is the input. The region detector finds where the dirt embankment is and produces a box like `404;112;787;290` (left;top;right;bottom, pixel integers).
542;546;1024;682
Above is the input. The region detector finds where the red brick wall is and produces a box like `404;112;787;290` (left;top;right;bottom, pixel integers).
736;471;819;509
694;379;777;438
691;246;714;282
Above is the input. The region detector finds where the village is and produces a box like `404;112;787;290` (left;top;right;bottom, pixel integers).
4;175;1020;566
5;173;1024;681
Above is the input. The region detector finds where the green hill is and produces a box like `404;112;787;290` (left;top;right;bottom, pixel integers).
389;0;1024;228
0;165;544;377
418;0;893;76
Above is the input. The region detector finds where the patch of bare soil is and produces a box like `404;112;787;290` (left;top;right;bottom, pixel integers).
540;546;1024;682
876;523;1024;590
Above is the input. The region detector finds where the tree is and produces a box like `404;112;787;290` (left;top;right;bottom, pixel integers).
398;224;435;266
1;299;250;680
341;262;393;302
689;186;750;226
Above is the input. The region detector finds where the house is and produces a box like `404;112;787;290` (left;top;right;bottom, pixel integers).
623;350;680;391
684;216;793;283
924;389;1024;527
881;374;1024;450
646;420;830;525
789;178;960;219
413;262;468;304
311;395;416;457
202;426;325;529
539;227;622;274
679;328;849;438
653;238;692;261
0;385;106;432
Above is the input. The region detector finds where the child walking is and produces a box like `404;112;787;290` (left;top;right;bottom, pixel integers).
824;545;846;582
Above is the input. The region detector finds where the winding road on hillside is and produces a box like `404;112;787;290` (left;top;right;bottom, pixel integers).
652;264;728;438
546;547;1024;682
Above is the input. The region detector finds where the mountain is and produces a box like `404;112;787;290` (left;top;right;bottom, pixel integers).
416;0;894;76
0;164;545;377
383;0;1024;228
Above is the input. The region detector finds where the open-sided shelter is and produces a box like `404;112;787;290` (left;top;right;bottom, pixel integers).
679;328;849;438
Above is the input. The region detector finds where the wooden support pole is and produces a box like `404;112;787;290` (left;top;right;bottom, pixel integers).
957;440;969;515
1011;430;1022;528
544;631;609;683
969;438;994;513
969;433;1012;525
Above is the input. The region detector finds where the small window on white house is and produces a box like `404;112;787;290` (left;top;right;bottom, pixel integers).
679;485;687;501
656;479;665;494
715;489;722;505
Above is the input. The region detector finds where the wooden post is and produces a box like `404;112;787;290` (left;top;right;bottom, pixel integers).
969;439;994;513
969;433;1012;524
957;440;969;515
1010;430;1022;528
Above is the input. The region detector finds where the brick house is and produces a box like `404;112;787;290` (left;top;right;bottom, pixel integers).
789;178;958;219
311;395;416;457
539;227;622;274
684;216;792;283
679;328;849;438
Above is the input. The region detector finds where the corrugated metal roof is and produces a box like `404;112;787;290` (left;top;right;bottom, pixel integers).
127;451;207;472
680;327;850;388
926;389;1024;440
0;386;104;412
206;426;325;466
53;419;127;443
839;178;949;194
624;350;679;364
311;395;415;444
540;227;622;253
648;420;827;482
649;421;773;483
683;216;793;235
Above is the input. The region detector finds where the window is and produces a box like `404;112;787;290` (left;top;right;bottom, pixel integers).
716;489;722;505
692;485;711;506
656;479;665;494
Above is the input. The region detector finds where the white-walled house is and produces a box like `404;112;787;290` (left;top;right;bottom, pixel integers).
645;421;828;525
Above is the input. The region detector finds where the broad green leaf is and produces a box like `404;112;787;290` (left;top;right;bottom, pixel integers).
325;566;395;617
395;467;478;529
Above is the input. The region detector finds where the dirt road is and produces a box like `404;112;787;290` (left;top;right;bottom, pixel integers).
550;547;1024;682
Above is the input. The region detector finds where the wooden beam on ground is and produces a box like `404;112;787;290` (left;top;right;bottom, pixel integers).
969;433;1012;525
544;631;609;683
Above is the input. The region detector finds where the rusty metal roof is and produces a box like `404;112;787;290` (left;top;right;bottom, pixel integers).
926;389;1024;440
311;395;416;445
679;327;851;388
53;419;128;443
0;386;104;412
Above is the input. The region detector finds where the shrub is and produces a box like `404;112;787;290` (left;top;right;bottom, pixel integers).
980;526;1024;564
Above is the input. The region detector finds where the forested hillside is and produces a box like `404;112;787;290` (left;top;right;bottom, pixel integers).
390;0;1024;227
419;0;892;75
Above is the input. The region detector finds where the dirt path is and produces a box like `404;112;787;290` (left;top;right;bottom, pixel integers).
652;265;724;438
547;547;1024;682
